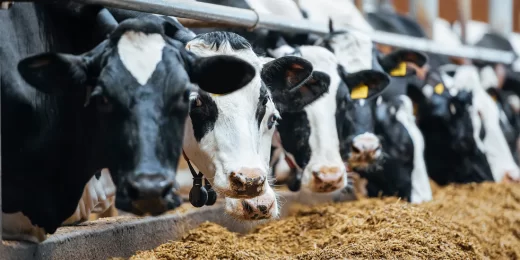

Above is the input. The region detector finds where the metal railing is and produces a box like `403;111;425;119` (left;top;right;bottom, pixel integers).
73;0;516;64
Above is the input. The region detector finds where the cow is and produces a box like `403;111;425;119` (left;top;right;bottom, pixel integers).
102;7;331;219
407;66;494;185
2;5;253;242
181;31;330;220
265;40;389;201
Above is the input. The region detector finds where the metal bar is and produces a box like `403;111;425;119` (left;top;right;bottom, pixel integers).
409;0;437;39
69;0;515;64
489;0;513;36
457;0;471;45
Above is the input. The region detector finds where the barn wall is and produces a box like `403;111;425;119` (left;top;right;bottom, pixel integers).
393;0;520;33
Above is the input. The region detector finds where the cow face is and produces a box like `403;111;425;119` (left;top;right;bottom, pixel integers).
337;67;390;172
17;16;254;215
182;32;328;218
409;70;478;153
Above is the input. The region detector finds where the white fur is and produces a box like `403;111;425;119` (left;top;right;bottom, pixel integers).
479;66;499;90
433;18;462;46
117;31;165;86
452;20;489;45
62;169;116;225
327;31;374;73
298;0;374;32
395;95;432;203
452;65;520;181
244;0;303;19
269;45;347;191
183;38;277;194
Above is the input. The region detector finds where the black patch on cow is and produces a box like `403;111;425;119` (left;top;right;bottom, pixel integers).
256;84;269;129
193;31;251;51
277;111;311;168
189;92;218;142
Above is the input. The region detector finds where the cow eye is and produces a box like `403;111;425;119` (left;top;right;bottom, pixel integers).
268;114;280;130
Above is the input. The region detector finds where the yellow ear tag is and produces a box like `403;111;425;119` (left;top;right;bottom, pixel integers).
351;84;369;99
210;93;221;98
491;95;497;102
413;102;418;116
434;83;444;95
390;62;407;77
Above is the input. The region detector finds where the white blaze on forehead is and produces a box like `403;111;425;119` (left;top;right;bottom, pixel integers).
329;31;374;72
117;31;165;85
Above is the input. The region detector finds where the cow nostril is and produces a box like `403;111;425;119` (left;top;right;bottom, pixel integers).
242;200;254;214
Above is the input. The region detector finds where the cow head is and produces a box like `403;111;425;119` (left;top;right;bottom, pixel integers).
338;67;390;172
17;15;254;215
408;69;478;153
182;31;329;219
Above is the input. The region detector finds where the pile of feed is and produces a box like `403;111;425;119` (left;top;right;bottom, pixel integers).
129;182;520;259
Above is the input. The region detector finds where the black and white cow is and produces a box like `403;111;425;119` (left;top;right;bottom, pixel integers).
407;67;494;185
181;31;330;220
266;42;389;198
307;17;433;203
2;6;253;242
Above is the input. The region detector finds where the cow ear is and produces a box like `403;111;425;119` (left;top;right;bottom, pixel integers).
271;71;330;112
338;68;390;100
378;49;428;77
18;53;88;95
189;55;256;95
261;56;313;92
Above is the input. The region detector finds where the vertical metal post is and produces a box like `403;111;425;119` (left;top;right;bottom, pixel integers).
379;0;394;12
409;0;438;39
489;0;513;36
457;0;471;44
363;0;379;14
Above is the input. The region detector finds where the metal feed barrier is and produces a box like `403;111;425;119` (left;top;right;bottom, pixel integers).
71;0;517;64
0;0;518;259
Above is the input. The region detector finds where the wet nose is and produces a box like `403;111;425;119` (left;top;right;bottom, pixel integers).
351;133;382;155
229;168;267;198
126;173;174;200
312;166;344;193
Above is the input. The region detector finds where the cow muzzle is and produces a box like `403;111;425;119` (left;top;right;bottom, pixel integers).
126;172;175;200
309;166;345;193
348;133;382;170
225;186;278;220
223;167;267;198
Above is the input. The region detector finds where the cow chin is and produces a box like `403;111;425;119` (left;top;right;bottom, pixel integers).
224;187;279;221
305;170;347;193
